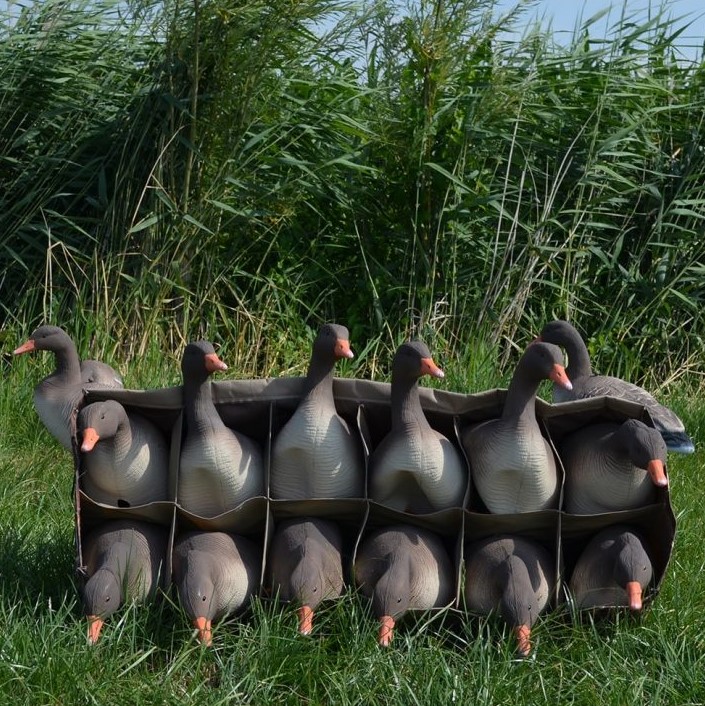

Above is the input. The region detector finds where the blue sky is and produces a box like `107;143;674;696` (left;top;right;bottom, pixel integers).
2;0;704;60
494;0;704;59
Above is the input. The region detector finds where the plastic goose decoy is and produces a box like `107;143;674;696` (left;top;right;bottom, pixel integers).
270;323;364;499
81;519;167;644
178;341;264;517
569;526;653;611
354;525;454;646
464;535;555;658
462;342;572;514
560;419;668;514
369;341;467;512
78;400;169;507
13;325;123;449
268;517;344;634
172;531;261;646
539;319;694;454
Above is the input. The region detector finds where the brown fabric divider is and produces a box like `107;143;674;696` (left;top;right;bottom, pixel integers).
362;502;465;608
558;502;676;613
172;500;270;594
462;510;562;607
75;493;175;590
265;499;368;591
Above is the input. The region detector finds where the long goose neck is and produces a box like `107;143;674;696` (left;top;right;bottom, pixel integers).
184;375;221;434
563;330;592;379
373;552;412;616
52;338;82;384
303;352;335;400
502;369;539;424
391;376;428;431
498;556;533;627
102;542;133;581
113;414;133;456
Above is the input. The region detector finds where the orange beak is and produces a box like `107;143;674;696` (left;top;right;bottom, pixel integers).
378;615;395;647
13;339;35;355
81;427;100;453
626;581;643;611
549;363;572;391
193;616;212;646
204;353;228;373
87;615;104;645
647;459;668;487
298;605;314;635
514;624;532;657
420;357;444;379
334;339;354;360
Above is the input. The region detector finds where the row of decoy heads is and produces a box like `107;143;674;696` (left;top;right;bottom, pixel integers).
79;515;655;655
12;320;688;655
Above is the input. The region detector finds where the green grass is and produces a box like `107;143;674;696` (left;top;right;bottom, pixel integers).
2;341;705;705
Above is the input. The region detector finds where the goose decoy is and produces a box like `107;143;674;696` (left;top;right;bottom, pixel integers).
13;325;123;449
560;419;668;514
354;525;454;646
538;319;694;454
78;400;169;507
270;324;364;499
369;341;467;512
178;341;264;517
268;517;344;635
462;342;572;514
464;535;555;658
81;519;168;644
172;531;261;645
569;526;653;611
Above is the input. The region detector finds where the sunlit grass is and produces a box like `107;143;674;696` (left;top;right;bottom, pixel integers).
1;338;704;704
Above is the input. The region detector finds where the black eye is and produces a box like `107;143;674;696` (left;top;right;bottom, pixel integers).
202;595;207;602
397;598;402;603
312;587;317;593
105;596;110;603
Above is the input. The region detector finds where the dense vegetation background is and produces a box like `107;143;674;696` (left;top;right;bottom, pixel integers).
2;0;704;384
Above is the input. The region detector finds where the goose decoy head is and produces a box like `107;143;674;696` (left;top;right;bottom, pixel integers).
313;323;354;362
371;557;413;647
181;341;228;380
536;319;578;346
612;532;653;611
617;420;668;488
523;341;572;390
290;562;327;635
392;340;444;383
83;567;124;644
78;401;124;452
496;556;538;658
176;551;220;646
13;325;72;356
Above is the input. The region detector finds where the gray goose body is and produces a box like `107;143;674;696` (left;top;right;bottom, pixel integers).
462;342;571;514
464;535;554;657
13;325;123;449
82;519;168;644
270;324;363;499
569;526;653;611
539;320;694;454
178;342;264;517
369;341;466;512
268;517;344;634
172;531;261;645
78;400;169;507
354;525;454;646
560;420;668;514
